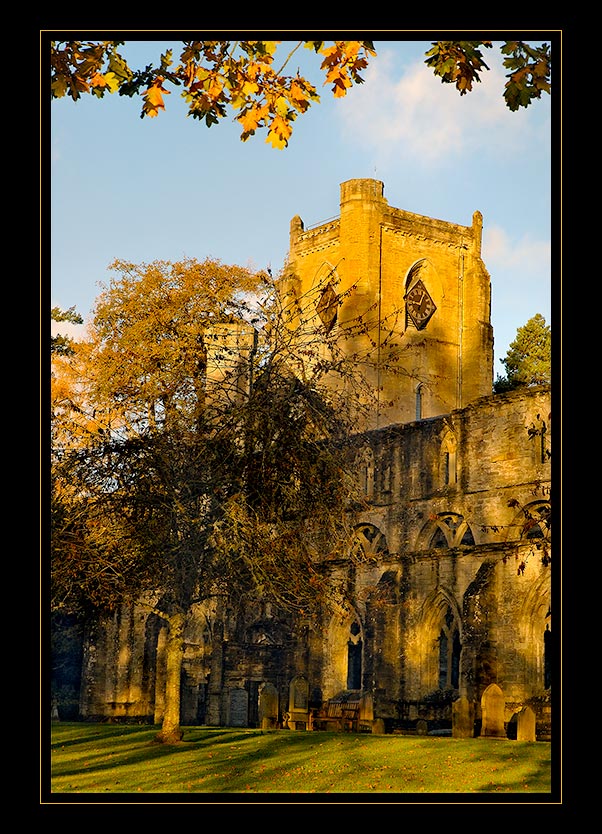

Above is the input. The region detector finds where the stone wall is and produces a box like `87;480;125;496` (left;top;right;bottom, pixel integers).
78;385;551;737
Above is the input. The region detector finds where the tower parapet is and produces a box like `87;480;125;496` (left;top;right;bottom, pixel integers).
340;178;385;205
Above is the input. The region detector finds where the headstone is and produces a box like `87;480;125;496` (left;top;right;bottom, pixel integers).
258;682;279;730
452;696;475;738
416;719;428;735
372;718;386;735
480;683;506;738
291;676;309;710
228;687;249;727
287;676;309;730
516;706;536;742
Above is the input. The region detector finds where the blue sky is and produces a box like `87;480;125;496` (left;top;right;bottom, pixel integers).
49;36;555;376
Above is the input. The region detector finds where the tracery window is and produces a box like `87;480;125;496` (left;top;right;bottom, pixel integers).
428;513;475;549
354;523;388;559
347;621;362;690
316;281;338;333
440;431;457;486
438;606;461;690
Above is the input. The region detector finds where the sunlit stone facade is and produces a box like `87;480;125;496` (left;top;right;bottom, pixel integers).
79;181;552;739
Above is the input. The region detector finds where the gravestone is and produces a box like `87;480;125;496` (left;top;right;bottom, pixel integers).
372;718;385;735
452;695;475;738
258;682;279;730
480;683;506;738
416;719;428;735
287;675;310;730
516;705;536;742
228;687;249;727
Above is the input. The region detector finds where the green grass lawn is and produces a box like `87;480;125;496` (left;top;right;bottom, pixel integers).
47;723;554;798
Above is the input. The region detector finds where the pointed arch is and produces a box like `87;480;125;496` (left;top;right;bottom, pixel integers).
325;605;365;697
417;588;462;694
416;512;475;550
506;500;551;543
375;568;401;605
518;571;552;692
405;259;428;292
353;522;388;559
313;260;343;333
347;620;363;690
440;429;458;486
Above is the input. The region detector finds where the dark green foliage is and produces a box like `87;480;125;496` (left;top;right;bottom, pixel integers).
494;314;551;393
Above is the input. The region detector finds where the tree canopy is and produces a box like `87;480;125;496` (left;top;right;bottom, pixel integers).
494;313;551;393
50;257;376;740
49;39;552;147
51;305;83;356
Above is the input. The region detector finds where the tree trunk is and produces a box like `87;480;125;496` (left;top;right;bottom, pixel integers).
154;612;185;743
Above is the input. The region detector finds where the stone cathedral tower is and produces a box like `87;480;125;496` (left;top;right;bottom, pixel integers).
282;178;494;430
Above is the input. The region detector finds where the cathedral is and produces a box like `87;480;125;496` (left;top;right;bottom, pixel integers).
77;180;552;739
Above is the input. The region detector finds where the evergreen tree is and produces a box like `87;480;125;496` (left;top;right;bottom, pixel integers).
494;313;551;392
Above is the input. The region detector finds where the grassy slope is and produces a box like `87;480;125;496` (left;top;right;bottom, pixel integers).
46;723;554;799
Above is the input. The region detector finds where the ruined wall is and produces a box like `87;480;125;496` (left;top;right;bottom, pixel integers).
78;384;551;735
307;385;551;730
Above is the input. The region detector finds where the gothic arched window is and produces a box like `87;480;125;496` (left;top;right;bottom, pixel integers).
347;621;362;690
438;606;461;690
427;513;475;549
544;622;552;689
440;431;458;486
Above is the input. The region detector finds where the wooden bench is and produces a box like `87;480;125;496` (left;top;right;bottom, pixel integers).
314;700;360;732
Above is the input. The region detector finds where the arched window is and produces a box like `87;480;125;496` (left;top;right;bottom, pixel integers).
354;523;388;559
522;502;551;540
427;513;475;549
313;261;342;335
505;500;551;546
544;622;552;689
438;606;461;690
316;281;338;333
347;621;362;690
440;431;457;486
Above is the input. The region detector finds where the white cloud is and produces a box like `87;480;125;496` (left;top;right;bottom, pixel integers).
483;223;552;368
337;45;544;165
483;225;551;276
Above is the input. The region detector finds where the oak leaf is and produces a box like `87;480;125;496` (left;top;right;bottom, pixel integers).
143;80;170;118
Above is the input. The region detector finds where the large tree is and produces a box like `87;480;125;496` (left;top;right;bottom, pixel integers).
48;39;552;147
51;257;378;742
494;313;551;392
